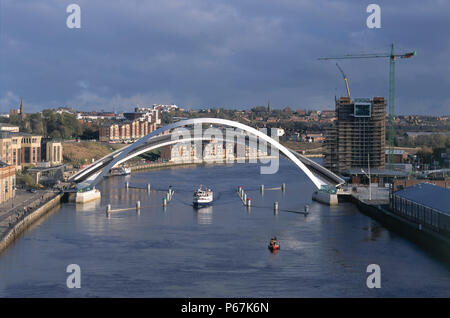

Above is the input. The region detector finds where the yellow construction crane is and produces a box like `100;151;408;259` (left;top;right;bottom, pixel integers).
335;62;351;101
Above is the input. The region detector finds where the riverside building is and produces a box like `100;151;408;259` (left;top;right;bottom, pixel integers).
0;161;15;204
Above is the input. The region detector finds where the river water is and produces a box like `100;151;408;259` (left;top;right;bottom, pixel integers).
0;159;449;297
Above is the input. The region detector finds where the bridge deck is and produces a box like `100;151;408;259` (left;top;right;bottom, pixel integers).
70;121;344;188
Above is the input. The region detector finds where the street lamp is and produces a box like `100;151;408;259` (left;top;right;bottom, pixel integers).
361;153;371;201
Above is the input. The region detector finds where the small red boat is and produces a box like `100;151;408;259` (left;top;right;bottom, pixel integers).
268;237;280;251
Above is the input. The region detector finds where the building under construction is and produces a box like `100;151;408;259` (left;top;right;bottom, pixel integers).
324;96;386;174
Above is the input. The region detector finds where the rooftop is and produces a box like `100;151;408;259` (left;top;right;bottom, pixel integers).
0;123;19;127
385;149;406;155
347;168;409;177
394;183;450;215
0;160;11;168
1;131;41;137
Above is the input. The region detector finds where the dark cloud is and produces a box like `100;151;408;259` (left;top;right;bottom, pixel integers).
0;0;449;115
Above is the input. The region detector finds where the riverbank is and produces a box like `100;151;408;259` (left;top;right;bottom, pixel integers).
0;192;62;254
348;193;450;262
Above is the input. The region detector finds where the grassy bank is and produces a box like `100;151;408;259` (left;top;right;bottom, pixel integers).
63;141;125;167
281;140;323;153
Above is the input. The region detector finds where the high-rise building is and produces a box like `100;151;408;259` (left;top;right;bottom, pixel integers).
324;97;386;173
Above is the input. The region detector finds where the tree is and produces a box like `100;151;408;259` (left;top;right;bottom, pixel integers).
17;173;35;187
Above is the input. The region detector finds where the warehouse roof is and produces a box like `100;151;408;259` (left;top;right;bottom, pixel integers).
394;183;450;215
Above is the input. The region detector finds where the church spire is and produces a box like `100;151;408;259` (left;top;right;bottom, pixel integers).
20;98;24;119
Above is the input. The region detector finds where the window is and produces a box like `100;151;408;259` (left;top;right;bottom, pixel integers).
24;147;30;162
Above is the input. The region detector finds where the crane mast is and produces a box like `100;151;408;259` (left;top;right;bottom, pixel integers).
336;62;351;101
319;44;416;169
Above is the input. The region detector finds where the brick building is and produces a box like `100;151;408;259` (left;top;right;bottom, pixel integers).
0;132;60;170
0;132;43;169
0;161;15;204
99;119;157;142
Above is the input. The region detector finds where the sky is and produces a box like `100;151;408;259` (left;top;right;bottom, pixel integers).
0;0;449;115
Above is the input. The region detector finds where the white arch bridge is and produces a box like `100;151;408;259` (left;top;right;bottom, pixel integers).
69;118;345;190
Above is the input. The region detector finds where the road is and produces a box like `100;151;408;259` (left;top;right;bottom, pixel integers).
0;189;56;237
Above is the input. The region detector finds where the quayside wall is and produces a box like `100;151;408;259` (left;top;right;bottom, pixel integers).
0;194;62;254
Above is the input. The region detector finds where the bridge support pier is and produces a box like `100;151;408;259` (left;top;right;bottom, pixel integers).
312;190;338;206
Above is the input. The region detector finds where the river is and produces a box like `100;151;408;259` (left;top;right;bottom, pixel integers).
0;159;449;297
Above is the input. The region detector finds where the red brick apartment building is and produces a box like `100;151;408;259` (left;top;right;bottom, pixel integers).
99;119;157;142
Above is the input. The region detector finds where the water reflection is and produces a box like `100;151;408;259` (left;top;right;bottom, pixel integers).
365;220;384;241
194;205;213;225
75;199;101;212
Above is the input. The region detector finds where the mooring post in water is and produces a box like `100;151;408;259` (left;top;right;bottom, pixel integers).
106;204;111;214
163;197;167;207
125;181;129;189
304;204;310;214
243;193;247;204
260;184;264;193
274;201;279;214
281;183;286;192
147;184;151;192
136;201;141;211
247;198;251;207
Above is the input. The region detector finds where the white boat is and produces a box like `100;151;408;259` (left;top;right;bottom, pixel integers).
108;166;131;177
193;185;213;207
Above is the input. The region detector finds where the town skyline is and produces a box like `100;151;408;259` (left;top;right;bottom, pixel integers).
5;100;450;118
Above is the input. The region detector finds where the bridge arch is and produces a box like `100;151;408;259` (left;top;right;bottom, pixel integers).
86;118;328;189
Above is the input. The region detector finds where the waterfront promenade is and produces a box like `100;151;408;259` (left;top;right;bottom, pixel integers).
0;189;61;253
